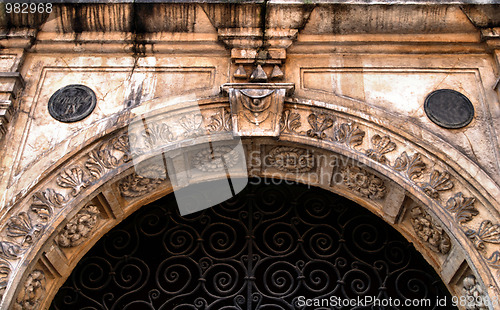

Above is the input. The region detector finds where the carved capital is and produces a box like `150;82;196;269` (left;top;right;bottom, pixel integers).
221;83;294;137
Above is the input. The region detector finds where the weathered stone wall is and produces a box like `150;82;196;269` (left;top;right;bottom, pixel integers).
0;2;499;309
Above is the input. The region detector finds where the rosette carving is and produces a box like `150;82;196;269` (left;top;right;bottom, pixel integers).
267;146;315;173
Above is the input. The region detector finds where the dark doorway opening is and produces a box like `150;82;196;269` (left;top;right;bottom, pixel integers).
50;179;456;309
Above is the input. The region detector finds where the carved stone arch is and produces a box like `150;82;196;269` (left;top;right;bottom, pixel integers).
1;95;499;309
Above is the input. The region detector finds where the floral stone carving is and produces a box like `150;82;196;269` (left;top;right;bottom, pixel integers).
266;146;315;173
119;173;165;198
339;165;386;199
462;275;488;310
410;206;451;255
56;205;100;248
15;270;45;310
192;146;241;172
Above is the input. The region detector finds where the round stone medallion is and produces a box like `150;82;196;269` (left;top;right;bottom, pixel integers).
48;84;96;123
424;89;474;129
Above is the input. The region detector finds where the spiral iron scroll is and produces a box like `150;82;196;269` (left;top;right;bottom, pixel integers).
50;180;454;309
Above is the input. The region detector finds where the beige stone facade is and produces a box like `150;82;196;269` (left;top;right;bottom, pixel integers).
0;1;500;309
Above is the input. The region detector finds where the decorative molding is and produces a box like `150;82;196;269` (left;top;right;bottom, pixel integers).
15;270;45;310
0;242;23;260
410;206;451;255
56;205;100;248
111;134;132;163
306;112;335;139
466;220;500;251
6;213;44;247
365;135;396;164
56;167;90;197
142;123;175;151
339;165;386;200
419;170;454;199
445;192;478;224
0;72;25;141
180;114;205;138
86;144;119;180
393;151;426;181
279;109;301;134
208;108;232;132
192;146;240;172
266;146;315;173
30;189;66;221
332;123;365;149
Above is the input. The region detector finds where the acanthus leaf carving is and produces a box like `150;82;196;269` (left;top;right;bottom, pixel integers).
339;165;386;200
56;167;90;196
279;109;301;134
180;114;205;138
142;123;174;150
119;173;164;198
445;192;478;224
111;134;132;162
208;108;232;132
393;151;426;181
365;134;396;164
307;113;335;139
267;146;315;173
7;212;44;246
85;144;119;179
30;189;66;221
306;113;335;139
0;241;24;260
410;206;451;255
465;220;500;251
333;123;365;148
419;170;453;199
56;205;100;248
15;269;46;310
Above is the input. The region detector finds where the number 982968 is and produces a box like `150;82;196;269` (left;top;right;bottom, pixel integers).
5;3;53;14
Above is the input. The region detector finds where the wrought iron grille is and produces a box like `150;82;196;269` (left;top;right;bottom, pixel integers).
50;179;456;309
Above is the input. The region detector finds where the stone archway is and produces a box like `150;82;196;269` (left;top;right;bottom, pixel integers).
49;179;456;309
1;94;499;309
